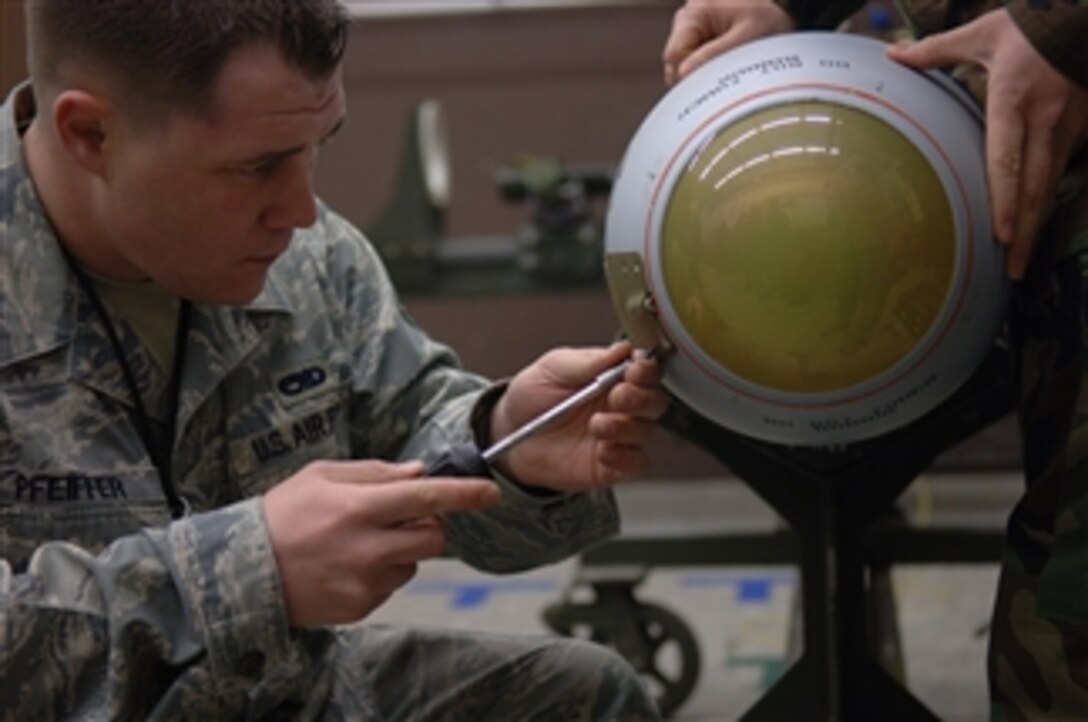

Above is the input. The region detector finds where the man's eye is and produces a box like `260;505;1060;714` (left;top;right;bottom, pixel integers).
239;159;279;177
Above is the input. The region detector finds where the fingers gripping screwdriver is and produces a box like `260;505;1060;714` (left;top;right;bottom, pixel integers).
425;358;636;478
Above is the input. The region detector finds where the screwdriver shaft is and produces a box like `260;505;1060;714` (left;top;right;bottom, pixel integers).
480;359;633;463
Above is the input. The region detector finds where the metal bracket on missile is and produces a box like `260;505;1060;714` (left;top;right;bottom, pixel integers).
603;252;673;354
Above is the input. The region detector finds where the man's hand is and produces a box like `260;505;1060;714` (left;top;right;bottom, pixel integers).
663;0;794;85
263;460;500;627
488;342;669;492
887;9;1088;280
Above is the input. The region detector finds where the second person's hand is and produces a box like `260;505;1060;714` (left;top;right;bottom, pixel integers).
887;9;1088;280
663;0;794;85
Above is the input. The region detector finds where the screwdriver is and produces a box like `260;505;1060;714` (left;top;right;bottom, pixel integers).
426;355;640;478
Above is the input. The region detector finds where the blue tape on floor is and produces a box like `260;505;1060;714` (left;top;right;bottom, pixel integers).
400;571;797;611
680;571;796;605
404;578;559;610
737;578;772;603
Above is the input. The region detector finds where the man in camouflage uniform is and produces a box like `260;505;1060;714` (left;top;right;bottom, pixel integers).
0;1;670;719
663;0;1088;719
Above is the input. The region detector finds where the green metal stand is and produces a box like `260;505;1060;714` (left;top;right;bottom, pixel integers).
548;341;1015;720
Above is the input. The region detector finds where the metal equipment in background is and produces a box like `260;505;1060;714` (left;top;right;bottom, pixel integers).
365;99;613;296
542;567;701;719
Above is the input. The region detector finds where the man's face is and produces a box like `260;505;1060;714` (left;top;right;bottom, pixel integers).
101;43;346;304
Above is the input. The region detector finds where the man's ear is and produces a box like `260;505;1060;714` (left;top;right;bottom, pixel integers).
52;90;114;178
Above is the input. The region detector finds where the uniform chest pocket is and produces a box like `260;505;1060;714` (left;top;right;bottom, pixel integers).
0;467;171;570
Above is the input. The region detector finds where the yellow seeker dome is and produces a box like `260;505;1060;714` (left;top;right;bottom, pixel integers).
605;33;1006;445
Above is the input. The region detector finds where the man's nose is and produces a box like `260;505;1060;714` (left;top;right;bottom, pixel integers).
262;157;319;230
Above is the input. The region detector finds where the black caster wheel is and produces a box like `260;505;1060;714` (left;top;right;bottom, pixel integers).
543;600;701;719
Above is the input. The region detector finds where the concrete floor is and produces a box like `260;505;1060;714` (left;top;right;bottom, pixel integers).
369;472;1021;721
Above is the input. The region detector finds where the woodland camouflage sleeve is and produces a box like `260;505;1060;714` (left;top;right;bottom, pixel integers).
1006;0;1088;87
772;0;868;28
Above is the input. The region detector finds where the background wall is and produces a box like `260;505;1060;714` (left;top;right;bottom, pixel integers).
324;7;669;361
325;6;669;242
1;0;26;95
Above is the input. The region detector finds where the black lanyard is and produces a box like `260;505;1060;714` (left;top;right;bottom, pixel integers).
60;247;191;519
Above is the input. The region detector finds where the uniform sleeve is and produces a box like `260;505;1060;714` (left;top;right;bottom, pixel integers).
315;209;620;574
1005;0;1088;88
772;0;868;29
0;499;324;719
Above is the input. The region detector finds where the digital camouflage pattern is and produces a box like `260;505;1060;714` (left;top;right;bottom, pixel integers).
0;84;656;720
772;0;1088;718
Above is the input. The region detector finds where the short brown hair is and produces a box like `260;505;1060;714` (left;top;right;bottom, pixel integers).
27;0;348;124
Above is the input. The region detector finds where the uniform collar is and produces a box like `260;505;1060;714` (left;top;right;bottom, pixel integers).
0;83;77;367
